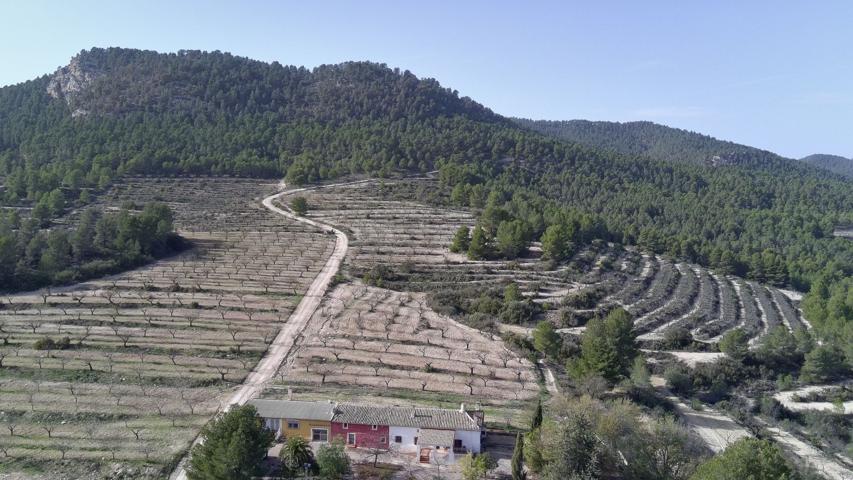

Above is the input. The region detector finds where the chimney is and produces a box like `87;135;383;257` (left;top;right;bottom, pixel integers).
287;388;293;401
460;403;465;413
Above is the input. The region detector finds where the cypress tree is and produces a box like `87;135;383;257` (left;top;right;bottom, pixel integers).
531;399;543;430
511;432;525;480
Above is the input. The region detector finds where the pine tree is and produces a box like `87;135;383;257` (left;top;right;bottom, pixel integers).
450;226;470;253
467;226;489;260
187;405;274;480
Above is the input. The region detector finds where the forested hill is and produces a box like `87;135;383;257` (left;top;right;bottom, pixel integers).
1;47;852;292
512;118;833;173
801;154;853;178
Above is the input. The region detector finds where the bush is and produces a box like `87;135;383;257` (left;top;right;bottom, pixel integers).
33;336;71;350
757;396;793;421
362;264;396;288
664;365;694;395
690;438;794;480
500;300;541;325
316;440;350;479
459;452;497;480
662;327;693;349
718;328;748;362
290;196;308;215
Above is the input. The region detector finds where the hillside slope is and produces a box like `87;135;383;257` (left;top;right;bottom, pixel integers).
801;153;853;178
0;47;851;291
513;118;810;170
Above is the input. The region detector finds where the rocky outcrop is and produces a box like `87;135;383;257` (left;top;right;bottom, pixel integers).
46;54;103;117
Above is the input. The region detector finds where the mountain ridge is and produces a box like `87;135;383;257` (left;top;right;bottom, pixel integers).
1;47;851;291
801;153;853;178
512;118;850;179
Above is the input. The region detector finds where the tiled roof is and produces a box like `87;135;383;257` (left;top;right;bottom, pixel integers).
249;399;334;421
332;403;481;431
418;429;455;447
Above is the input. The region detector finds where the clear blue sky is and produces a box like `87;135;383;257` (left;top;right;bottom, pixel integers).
3;0;852;159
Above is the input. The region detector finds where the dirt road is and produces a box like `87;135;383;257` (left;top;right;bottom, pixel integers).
171;181;355;480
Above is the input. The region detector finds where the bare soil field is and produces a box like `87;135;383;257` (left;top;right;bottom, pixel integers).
271;282;540;428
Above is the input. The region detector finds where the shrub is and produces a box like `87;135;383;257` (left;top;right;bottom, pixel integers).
500;300;541;325
662;327;693;349
362;264;396;288
718;328;748;362
33;336;71;350
290;196;308;215
316;440;350;479
690;438;794;480
664;365;694;395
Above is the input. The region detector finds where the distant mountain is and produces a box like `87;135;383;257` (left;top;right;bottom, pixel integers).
0;47;851;289
801;154;853;178
512;118;797;169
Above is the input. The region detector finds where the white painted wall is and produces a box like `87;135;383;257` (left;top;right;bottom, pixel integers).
387;426;481;454
389;426;419;452
454;430;481;453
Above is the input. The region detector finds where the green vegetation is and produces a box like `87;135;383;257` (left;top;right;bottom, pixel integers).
449;226;470;253
1;46;850;363
0;203;183;292
567;308;637;383
528;397;705;480
0;48;846;294
718;328;749;362
279;437;315;476
187;405;275;480
532;321;562;359
512;432;526;480
459;452;497;480
290;196;308;216
801;269;853;364
315;441;351;480
689;438;794;480
801;153;853;178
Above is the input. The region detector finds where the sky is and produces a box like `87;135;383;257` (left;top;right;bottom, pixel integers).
2;0;852;159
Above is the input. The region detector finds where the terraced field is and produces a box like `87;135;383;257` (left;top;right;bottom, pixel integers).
280;179;808;350
0;178;334;478
272;282;539;423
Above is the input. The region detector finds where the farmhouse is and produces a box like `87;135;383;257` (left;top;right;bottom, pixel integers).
250;399;334;442
250;399;484;461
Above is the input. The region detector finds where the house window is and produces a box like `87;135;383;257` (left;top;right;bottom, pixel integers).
394;436;402;443
342;423;349;429
380;436;386;443
371;424;378;430
311;428;328;442
414;436;418;445
287;421;299;429
347;433;356;445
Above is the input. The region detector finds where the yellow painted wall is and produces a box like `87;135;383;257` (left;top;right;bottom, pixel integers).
279;418;331;441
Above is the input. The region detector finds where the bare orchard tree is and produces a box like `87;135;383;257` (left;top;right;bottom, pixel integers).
56;444;71;460
498;350;514;368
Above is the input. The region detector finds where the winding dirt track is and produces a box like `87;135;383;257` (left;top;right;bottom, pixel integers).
171;180;360;480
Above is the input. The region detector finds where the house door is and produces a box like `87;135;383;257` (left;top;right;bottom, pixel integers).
347;433;356;445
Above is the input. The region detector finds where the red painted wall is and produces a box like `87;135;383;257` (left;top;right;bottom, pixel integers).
330;422;389;449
